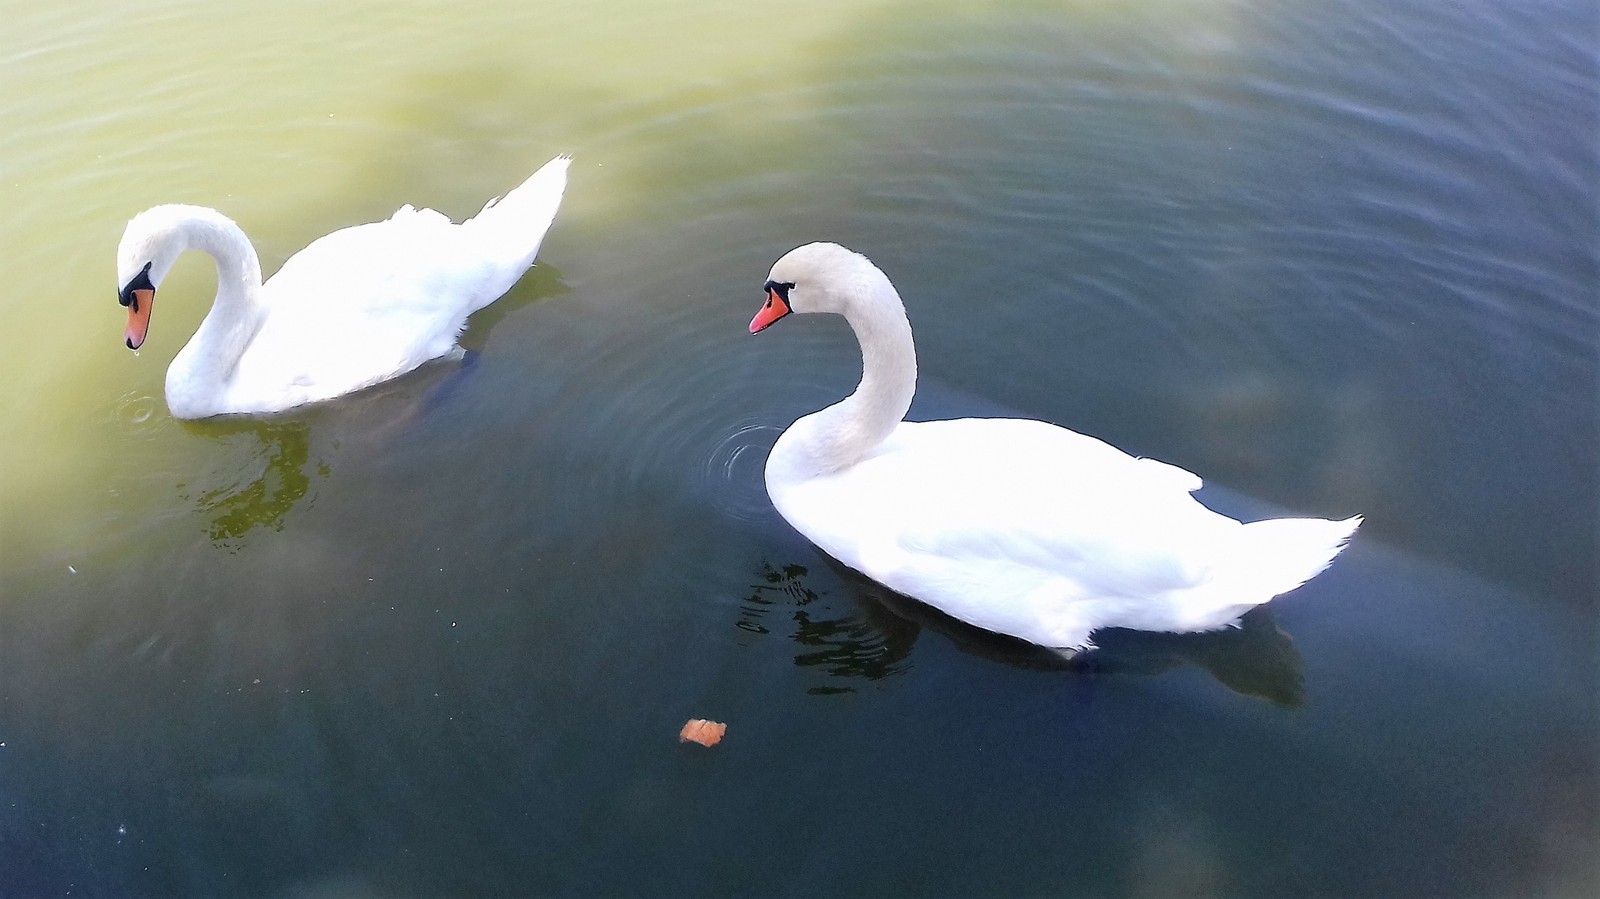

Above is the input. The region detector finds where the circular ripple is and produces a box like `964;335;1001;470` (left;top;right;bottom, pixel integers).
111;391;163;431
697;418;783;525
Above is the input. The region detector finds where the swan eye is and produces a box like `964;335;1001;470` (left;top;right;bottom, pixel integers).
763;280;795;303
119;262;154;309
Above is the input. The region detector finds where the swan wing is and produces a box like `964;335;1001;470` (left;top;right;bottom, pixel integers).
776;418;1228;599
209;156;568;413
227;211;499;405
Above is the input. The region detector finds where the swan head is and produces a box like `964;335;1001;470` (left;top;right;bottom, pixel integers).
116;205;202;350
750;242;893;333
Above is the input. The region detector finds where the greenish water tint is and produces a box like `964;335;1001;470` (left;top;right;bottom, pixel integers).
2;0;1595;896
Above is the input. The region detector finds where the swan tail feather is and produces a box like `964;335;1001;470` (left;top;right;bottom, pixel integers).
1228;514;1361;605
461;154;571;303
1174;514;1360;628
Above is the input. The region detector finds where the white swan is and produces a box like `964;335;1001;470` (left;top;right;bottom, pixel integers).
750;242;1360;653
116;155;571;419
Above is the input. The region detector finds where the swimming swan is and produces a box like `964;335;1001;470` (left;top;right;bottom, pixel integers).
116;155;570;419
750;241;1360;653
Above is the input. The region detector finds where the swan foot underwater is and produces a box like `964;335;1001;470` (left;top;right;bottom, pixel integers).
749;241;1360;654
116;155;570;419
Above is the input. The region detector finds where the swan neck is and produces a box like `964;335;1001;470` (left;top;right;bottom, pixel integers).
848;294;917;428
189;212;263;308
799;283;917;473
166;210;265;415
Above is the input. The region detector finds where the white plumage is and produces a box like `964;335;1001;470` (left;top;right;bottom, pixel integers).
116;155;570;419
751;241;1359;653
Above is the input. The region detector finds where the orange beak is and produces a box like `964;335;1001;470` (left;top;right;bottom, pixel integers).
124;288;154;350
749;288;791;334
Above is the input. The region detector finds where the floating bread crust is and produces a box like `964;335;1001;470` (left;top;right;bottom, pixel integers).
679;719;727;747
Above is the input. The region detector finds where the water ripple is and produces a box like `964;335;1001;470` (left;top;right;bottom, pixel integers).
115;393;161;428
697;419;783;525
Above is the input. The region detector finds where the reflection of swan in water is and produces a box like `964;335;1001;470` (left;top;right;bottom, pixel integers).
182;418;325;546
742;559;1305;705
172;262;569;548
741;562;918;693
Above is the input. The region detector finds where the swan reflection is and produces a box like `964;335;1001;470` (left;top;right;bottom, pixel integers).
182;418;325;547
741;562;917;692
743;559;1305;706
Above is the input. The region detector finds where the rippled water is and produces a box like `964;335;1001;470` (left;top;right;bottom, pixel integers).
2;0;1595;896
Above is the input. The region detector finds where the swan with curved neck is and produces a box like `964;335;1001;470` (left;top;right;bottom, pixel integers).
116;155;570;419
750;242;1360;653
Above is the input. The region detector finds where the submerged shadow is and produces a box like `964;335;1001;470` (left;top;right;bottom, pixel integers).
1075;609;1306;708
742;557;1306;706
180;417;326;548
457;260;569;351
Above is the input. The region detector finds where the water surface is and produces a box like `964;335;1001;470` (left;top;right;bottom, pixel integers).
1;0;1595;896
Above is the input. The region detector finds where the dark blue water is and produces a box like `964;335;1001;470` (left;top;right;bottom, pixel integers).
2;0;1596;896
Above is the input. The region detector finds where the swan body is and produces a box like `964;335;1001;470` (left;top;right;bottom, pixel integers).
751;242;1360;652
116;155;570;419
